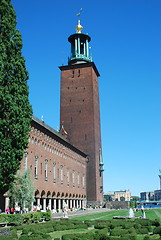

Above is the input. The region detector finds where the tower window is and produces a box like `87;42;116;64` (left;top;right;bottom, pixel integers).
41;163;42;174
72;70;74;78
67;168;70;185
34;155;38;179
78;70;80;77
44;159;48;181
60;165;63;184
72;170;75;187
53;162;56;183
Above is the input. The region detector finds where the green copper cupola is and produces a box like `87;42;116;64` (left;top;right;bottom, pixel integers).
68;20;92;65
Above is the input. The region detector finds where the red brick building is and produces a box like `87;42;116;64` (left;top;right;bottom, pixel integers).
2;20;104;211
24;116;87;211
60;20;104;205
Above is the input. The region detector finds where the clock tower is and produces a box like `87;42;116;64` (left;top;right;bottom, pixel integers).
59;20;104;205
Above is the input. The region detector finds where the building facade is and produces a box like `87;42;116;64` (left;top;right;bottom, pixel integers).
1;20;104;211
104;190;131;202
23;116;87;211
60;20;104;205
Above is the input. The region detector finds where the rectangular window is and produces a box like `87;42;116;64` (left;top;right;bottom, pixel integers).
34;155;38;179
67;168;69;185
72;170;75;187
44;159;48;181
82;174;85;188
60;165;63;184
53;162;56;183
78;172;80;187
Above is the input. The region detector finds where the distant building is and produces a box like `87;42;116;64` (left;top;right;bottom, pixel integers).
154;190;161;201
140;191;154;201
104;190;131;202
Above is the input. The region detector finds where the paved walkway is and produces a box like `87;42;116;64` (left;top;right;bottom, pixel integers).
52;208;110;219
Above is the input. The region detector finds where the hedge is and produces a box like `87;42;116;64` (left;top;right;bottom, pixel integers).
0;211;51;226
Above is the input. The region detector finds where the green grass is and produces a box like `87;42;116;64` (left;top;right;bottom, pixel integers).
50;228;96;238
72;208;161;221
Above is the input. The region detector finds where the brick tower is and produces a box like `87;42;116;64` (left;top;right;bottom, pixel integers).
59;20;104;205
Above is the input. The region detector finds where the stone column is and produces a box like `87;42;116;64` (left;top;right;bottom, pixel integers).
62;199;65;209
79;200;82;209
58;199;61;212
76;200;78;208
53;199;56;210
48;199;51;210
73;200;75;208
37;198;40;207
66;199;69;208
70;199;72;209
43;198;46;211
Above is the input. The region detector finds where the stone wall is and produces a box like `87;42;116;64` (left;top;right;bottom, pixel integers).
105;201;130;209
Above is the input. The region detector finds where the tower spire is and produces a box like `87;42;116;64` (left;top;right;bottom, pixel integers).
67;9;92;64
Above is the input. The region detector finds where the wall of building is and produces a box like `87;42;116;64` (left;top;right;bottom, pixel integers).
60;63;103;203
19;117;87;211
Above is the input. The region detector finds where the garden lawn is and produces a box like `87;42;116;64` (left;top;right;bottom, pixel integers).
50;228;96;239
72;208;161;221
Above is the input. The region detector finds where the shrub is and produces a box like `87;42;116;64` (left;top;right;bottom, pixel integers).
136;228;149;234
152;219;161;227
94;223;108;229
153;226;161;235
143;236;150;240
2;214;23;225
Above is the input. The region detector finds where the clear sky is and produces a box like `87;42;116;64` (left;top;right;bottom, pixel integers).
11;0;161;196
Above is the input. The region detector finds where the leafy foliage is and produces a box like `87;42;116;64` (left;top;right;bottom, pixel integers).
0;0;32;193
9;170;35;210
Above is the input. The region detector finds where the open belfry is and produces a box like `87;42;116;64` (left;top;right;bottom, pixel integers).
1;18;104;211
60;19;104;204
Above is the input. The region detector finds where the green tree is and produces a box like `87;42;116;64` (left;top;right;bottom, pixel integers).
9;169;35;211
0;0;32;194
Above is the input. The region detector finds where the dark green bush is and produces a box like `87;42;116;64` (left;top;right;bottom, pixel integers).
143;235;150;240
153;226;161;235
152;219;161;227
120;235;137;240
134;219;152;226
97;234;110;240
5;214;23;225
136;227;149;234
94;223;108;229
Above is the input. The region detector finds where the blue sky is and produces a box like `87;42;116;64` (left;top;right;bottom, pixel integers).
11;0;161;196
